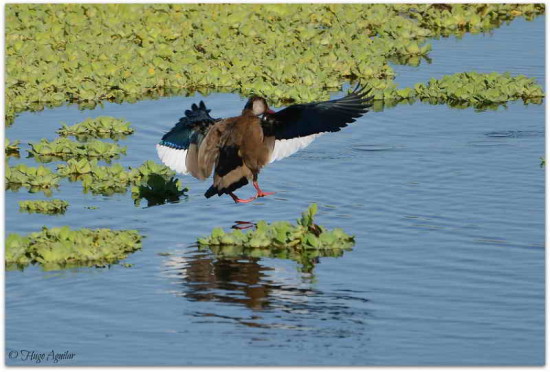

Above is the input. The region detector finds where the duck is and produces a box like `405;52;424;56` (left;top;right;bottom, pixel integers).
156;85;373;203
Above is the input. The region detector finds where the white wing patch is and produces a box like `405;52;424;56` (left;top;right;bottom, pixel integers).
156;144;189;175
269;133;322;163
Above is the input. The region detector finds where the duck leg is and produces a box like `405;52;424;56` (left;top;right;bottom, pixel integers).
229;192;257;204
253;181;276;198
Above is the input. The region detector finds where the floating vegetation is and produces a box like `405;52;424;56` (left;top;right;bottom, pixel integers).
5;138;20;157
5;164;60;196
19;199;69;215
131;174;187;207
197;204;355;272
58;160;127;195
127;160;178;184
57;116;134;141
392;41;432;58
414;72;545;108
128;160;188;205
540;156;545;168
347;71;545;106
5;227;142;271
56;158;95;177
28;138;127;162
80;163;132;196
5;4;544;123
410;3;544;36
56;159;187;202
58;159;130;194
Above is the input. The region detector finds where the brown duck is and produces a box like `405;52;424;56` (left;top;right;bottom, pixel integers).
157;85;373;203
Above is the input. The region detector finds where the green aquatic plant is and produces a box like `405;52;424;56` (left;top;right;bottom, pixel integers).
5;227;142;271
131;174;187;207
5;164;60;195
5;4;544;124
56;159;188;202
392;41;432;58
5;138;20;157
56;158;96;176
128;160;188;205
413;72;545;107
197;204;355;271
80;163;132;196
130;162;188;205
540;156;545;168
28;137;127;162
407;3;545;36
128;160;177;184
59;161;129;195
19;199;69;214
57;116;134;140
350;71;544;106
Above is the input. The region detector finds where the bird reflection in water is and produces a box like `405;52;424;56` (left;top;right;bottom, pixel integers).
163;228;354;309
163;247;320;311
163;248;368;331
182;251;275;310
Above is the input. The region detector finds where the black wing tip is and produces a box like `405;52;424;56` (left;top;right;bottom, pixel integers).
352;83;363;94
183;100;215;120
351;83;373;98
340;83;374;111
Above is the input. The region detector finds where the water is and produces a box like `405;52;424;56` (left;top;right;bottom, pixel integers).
5;17;545;365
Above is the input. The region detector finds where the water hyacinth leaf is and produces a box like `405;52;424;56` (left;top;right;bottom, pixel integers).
413;71;544;108
5;227;142;271
28;138;126;162
19;199;69;215
56;158;188;201
5;138;20;156
132;174;187;207
196;203;355;272
5;164;60;192
4;4;545;125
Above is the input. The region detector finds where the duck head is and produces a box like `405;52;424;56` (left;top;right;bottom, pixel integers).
243;96;276;116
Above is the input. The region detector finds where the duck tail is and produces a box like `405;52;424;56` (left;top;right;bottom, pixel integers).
204;185;218;199
204;177;249;199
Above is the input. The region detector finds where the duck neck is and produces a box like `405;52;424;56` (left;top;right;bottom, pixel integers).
241;108;258;117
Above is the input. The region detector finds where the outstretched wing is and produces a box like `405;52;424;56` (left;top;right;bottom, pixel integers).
262;85;373;162
156;101;219;178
